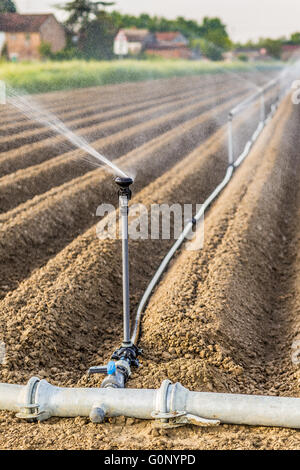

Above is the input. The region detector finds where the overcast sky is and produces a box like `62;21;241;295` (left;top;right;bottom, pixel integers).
15;0;300;43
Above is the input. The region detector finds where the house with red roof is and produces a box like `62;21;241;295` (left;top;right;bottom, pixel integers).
281;44;300;61
114;29;192;59
0;13;66;61
146;32;192;59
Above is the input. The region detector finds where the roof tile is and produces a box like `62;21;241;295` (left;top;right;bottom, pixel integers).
0;13;53;33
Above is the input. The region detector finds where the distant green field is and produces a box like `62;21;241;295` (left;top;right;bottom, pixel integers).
0;59;283;94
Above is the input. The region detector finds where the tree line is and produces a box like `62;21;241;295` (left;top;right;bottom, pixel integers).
58;1;233;61
1;0;300;61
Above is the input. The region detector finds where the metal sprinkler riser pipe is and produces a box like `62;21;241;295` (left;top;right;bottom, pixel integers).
87;176;140;387
115;176;133;347
119;194;130;345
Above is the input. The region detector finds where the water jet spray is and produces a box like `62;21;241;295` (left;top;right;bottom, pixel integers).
6;85;129;179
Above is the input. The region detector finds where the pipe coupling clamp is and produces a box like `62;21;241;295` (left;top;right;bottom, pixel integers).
16;376;46;422
152;380;220;428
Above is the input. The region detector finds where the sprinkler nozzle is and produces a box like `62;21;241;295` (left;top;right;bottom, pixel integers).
115;176;133;200
114;176;133;187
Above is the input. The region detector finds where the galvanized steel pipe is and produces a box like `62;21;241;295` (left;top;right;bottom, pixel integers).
1;378;300;429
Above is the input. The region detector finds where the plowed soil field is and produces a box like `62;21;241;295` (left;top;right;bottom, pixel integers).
0;73;299;450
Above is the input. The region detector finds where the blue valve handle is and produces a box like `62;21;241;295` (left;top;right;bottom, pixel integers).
107;361;116;375
88;361;116;376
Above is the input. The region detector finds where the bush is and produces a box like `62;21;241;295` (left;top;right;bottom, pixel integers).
237;53;249;62
39;42;53;59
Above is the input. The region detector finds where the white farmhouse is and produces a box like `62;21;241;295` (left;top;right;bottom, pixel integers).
114;28;153;56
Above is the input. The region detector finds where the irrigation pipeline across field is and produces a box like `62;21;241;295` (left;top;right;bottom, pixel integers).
0;73;300;449
131;89;281;346
135;93;300;401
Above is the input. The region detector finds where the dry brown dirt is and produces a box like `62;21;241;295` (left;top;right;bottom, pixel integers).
0;74;299;450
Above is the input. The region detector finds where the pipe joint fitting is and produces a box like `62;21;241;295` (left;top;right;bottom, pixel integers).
152;380;220;428
15;377;49;422
90;403;107;423
111;343;141;368
100;360;130;389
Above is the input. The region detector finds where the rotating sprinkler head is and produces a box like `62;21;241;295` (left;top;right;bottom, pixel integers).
88;175;141;388
114;176;133;193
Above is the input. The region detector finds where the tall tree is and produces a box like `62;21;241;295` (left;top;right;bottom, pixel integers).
0;0;17;13
191;38;224;61
258;38;282;59
59;0;114;29
57;0;116;59
200;17;232;50
78;10;116;59
290;32;300;44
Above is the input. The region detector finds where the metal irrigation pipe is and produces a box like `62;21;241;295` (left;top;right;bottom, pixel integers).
116;177;133;347
260;92;265;123
2;377;300;428
229;78;278;119
227;78;280;165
